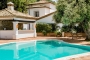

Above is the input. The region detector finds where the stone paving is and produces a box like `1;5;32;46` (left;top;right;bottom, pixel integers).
0;37;90;60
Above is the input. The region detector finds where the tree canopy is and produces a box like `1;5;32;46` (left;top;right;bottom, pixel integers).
54;0;90;39
0;0;7;10
0;0;36;12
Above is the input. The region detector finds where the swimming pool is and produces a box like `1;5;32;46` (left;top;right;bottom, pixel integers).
0;40;90;60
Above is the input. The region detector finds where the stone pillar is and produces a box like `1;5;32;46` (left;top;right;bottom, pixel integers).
13;22;18;39
33;22;37;37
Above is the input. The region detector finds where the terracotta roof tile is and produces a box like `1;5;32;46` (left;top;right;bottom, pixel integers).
29;1;55;5
0;8;37;19
0;8;56;20
0;9;14;16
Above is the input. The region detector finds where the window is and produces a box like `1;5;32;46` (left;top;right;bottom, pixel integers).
34;11;39;17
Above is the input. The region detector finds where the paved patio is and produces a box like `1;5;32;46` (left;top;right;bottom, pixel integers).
0;37;90;60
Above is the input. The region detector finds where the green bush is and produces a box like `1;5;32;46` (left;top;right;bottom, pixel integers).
36;23;52;32
42;30;47;36
36;23;52;35
61;25;84;33
54;30;62;36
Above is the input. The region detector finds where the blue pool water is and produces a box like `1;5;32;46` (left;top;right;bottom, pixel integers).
0;40;90;60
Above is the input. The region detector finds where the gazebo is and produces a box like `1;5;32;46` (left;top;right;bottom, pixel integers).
0;2;37;39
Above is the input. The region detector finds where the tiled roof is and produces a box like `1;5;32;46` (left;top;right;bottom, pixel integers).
0;8;36;19
27;6;51;9
0;8;56;20
29;1;55;5
37;11;56;20
0;9;14;16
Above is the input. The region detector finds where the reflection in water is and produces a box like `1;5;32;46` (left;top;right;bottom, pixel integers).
0;41;36;60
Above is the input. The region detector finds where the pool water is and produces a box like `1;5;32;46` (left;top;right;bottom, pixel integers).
0;40;90;60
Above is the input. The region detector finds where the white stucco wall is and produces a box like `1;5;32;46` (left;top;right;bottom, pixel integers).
36;14;55;23
0;30;13;39
17;33;34;38
28;3;56;17
18;30;35;38
23;24;30;30
50;4;56;13
0;30;36;39
45;8;50;15
29;8;46;17
27;9;30;15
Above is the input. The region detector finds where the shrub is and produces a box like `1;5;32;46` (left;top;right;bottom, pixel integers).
42;30;47;36
36;23;52;32
54;30;62;36
61;25;84;33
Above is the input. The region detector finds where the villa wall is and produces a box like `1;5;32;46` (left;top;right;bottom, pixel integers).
0;30;13;39
29;8;46;17
37;32;86;37
50;4;56;13
36;14;55;23
0;30;35;39
18;30;35;38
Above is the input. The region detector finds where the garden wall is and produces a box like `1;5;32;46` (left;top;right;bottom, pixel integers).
37;32;86;37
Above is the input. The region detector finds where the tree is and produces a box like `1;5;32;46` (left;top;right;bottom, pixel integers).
54;0;90;40
0;0;36;12
7;0;26;12
0;0;7;10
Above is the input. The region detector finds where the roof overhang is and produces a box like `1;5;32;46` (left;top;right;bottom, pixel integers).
14;18;36;22
28;2;55;5
0;11;56;22
36;11;56;20
0;15;37;19
0;16;36;22
0;16;14;20
27;6;51;9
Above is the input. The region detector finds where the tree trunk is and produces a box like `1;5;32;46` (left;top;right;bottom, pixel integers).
84;29;90;40
82;21;90;40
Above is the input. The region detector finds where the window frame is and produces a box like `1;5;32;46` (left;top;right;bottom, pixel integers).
34;11;39;17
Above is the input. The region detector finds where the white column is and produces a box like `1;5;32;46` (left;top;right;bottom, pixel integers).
13;22;18;39
23;23;26;30
33;22;37;37
30;23;33;30
27;23;30;30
